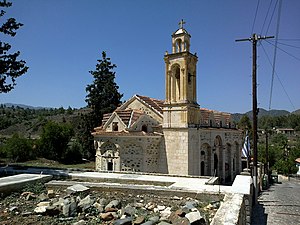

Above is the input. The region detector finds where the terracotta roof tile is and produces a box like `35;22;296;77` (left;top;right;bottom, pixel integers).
136;95;164;114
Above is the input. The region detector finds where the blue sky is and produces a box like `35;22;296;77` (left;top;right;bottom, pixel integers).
1;0;299;113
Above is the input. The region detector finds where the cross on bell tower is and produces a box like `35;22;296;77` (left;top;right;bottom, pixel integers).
179;19;186;29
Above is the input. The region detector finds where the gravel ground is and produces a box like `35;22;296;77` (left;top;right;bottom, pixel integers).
0;181;219;225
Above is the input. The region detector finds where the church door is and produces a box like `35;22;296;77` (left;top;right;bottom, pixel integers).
107;161;113;171
201;161;205;176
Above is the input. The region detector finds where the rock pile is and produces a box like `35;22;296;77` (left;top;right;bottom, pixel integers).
0;184;221;224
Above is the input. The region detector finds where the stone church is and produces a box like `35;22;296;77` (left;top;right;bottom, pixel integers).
93;22;243;183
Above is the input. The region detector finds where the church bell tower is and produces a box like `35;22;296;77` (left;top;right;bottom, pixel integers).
163;20;199;128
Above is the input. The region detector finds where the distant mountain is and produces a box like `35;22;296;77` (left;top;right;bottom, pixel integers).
232;108;291;122
292;109;300;115
1;103;49;109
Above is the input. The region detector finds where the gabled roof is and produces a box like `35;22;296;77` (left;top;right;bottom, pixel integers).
101;109;144;130
136;95;164;114
118;94;164;117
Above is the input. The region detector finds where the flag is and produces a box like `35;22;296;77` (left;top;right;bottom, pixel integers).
242;131;250;158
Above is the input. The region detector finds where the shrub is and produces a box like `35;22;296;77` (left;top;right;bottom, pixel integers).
62;141;83;164
4;134;35;162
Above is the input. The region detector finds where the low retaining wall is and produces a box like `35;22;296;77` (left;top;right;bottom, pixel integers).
211;175;253;225
0;174;53;196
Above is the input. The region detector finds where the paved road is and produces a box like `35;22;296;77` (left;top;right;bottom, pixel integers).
252;177;300;225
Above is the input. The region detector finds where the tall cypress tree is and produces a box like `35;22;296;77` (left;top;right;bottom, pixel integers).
0;0;28;93
86;51;123;126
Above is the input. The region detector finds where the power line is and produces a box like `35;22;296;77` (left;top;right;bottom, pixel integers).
261;43;296;111
260;0;274;35
273;41;300;49
265;0;278;36
252;0;261;34
269;0;282;110
265;40;300;61
276;39;300;41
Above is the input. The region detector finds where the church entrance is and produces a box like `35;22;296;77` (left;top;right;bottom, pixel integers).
201;161;205;176
107;161;113;171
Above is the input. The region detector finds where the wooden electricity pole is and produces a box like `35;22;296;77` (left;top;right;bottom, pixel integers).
236;34;274;204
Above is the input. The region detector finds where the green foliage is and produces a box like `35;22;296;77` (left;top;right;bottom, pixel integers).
38;121;74;161
2;133;35;162
85;51;123;126
238;115;252;131
258;114;300;130
265;134;300;175
0;0;28;93
76;113;95;160
62;141;83;164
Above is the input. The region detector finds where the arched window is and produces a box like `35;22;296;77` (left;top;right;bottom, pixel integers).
174;67;180;101
175;39;182;53
142;124;148;132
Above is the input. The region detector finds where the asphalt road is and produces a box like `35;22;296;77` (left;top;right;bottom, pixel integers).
252;177;300;225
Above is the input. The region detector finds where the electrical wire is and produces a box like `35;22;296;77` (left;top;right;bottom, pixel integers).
261;43;296;111
260;0;273;35
274;41;300;49
276;39;300;41
265;0;278;36
265;40;300;61
269;0;282;110
251;0;261;34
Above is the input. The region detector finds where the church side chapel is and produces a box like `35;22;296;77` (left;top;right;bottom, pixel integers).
93;21;243;183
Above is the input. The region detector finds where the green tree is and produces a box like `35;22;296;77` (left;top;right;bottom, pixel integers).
3;133;34;162
85;51;123;126
76;112;95;160
38;121;74;161
0;0;28;93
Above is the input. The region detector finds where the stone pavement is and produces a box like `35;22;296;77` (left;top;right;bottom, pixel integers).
252;177;300;225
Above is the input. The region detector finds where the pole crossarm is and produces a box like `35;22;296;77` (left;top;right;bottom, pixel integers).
235;34;274;42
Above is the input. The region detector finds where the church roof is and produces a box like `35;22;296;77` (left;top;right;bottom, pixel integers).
174;28;189;36
92;130;162;137
136;95;164;114
102;109;144;128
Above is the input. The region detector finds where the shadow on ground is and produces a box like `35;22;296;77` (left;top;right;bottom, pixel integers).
251;201;268;225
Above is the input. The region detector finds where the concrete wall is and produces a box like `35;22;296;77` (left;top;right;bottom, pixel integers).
211;175;253;225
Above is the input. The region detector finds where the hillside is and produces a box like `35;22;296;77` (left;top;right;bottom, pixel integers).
0;105;91;138
232;108;290;122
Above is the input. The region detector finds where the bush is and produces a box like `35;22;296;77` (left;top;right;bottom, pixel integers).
3;134;35;162
62;141;83;164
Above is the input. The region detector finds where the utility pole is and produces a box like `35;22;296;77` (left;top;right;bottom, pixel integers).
236;34;274;205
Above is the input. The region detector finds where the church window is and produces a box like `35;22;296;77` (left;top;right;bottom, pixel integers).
112;122;118;131
210;120;213;127
175;67;180;100
142;124;148;132
220;121;222;127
